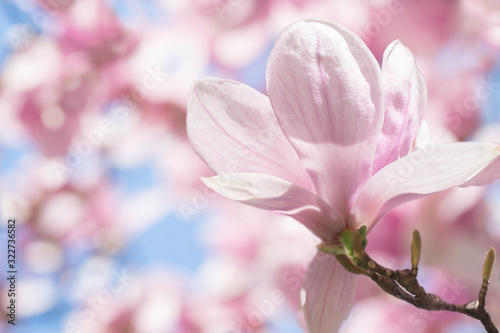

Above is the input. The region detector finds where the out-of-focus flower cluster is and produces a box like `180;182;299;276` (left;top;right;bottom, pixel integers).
0;0;499;332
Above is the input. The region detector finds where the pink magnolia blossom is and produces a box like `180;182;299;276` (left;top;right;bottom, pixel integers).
360;0;498;139
187;19;500;332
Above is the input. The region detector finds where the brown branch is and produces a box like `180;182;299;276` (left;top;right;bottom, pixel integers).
339;230;498;333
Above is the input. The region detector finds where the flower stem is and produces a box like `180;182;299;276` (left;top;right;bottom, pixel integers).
338;229;498;333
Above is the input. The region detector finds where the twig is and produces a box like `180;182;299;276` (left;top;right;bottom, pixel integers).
327;229;498;333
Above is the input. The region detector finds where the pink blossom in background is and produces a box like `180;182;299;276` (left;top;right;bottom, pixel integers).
57;0;138;65
64;268;186;333
1;0;142;158
350;0;500;139
188;19;500;332
1;39;84;157
459;0;500;51
198;203;318;329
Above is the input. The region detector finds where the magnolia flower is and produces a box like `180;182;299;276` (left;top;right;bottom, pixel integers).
187;19;500;332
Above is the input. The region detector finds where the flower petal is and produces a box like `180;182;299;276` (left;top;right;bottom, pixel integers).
187;78;313;190
373;40;428;174
460;153;500;187
414;119;432;150
302;250;358;333
202;173;345;241
350;142;500;230
266;19;384;219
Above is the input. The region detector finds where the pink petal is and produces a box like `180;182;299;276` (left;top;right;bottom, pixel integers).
302;250;358;333
372;40;428;174
266;19;384;219
202;173;345;241
460;153;500;187
187;78;313;190
350;142;500;230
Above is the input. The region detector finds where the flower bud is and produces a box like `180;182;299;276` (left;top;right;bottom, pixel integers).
411;229;422;269
339;226;368;259
482;248;496;282
353;230;364;258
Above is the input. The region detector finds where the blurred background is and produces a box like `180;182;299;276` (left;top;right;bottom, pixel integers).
0;0;500;332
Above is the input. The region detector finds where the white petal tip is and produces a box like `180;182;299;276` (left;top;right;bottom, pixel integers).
200;176;218;189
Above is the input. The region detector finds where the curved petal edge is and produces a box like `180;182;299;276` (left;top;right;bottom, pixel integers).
202;173;346;241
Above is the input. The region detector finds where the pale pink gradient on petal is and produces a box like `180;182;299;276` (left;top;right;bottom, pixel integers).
202;173;345;241
373;40;427;174
302;251;358;333
187;78;313;190
266;19;384;219
462;125;500;186
460;154;500;187
351;142;500;230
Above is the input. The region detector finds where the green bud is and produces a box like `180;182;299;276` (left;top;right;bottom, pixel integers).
353;231;364;258
339;226;368;259
339;228;355;257
482;248;496;282
411;229;422;269
317;243;346;256
358;225;368;249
